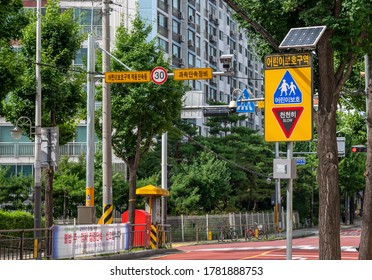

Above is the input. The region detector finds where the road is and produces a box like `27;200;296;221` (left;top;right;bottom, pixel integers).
149;228;360;260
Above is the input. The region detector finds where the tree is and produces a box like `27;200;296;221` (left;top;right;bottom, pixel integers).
224;0;371;259
0;0;29;106
168;151;232;214
95;14;185;232
361;56;372;259
0;167;33;212
201;126;273;211
2;0;86;229
53;156;86;219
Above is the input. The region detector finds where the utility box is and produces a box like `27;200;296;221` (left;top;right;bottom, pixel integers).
273;158;297;179
77;206;96;224
122;209;151;247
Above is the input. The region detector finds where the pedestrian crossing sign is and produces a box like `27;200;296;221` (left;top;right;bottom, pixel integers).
274;71;302;105
236;88;255;113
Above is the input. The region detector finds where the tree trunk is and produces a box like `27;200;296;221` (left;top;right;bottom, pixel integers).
359;54;372;259
316;36;341;259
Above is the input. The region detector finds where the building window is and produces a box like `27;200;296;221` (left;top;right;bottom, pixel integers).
219;30;224;40
74;8;101;26
188;53;195;66
188;30;195;42
196;58;201;68
196;36;201;49
172;44;180;58
172;0;180;10
158;13;168;28
194;81;201;90
74;48;87;66
158;38;168;53
172;19;180;33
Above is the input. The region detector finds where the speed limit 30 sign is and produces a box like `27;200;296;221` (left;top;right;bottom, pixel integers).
151;66;168;85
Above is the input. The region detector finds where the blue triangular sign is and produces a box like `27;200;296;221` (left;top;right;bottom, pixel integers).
236;88;255;113
274;71;302;105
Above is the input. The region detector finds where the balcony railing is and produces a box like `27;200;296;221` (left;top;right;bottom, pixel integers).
0;142;99;158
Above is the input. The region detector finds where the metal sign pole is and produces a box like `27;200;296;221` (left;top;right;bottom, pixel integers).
286;141;293;260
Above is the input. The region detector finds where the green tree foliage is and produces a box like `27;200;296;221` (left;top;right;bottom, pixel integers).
53;152;129;219
0;167;33;212
3;0;86;143
227;0;371;259
0;210;35;230
201;126;273;211
53;156;86;219
2;0;86;229
0;0;29;107
169;151;231;214
96;14;185;226
140;122;275;214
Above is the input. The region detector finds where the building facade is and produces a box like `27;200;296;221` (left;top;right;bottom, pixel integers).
0;0;264;174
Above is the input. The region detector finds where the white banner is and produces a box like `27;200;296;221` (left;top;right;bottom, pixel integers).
52;223;129;259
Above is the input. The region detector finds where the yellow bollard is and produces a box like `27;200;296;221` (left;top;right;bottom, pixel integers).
208;231;213;241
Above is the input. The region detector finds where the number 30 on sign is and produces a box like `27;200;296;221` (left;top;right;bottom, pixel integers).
151;66;168;85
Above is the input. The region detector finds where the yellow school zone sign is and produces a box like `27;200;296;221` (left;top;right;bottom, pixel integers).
264;53;313;142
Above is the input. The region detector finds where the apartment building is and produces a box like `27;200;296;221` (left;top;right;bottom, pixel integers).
0;0;264;174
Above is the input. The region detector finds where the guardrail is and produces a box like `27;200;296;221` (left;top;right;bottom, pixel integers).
0;223;172;260
0;228;52;260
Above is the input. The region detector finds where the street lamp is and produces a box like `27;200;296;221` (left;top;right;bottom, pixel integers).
10;116;34;140
10;115;41;258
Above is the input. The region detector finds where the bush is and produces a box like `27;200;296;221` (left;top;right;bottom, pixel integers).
0;210;35;230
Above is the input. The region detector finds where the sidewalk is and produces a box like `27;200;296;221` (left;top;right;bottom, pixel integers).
87;221;362;260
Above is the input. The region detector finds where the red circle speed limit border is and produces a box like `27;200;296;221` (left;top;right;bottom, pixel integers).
151;66;168;85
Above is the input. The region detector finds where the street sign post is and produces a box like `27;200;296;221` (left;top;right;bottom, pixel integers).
151;66;168;85
264;53;313;142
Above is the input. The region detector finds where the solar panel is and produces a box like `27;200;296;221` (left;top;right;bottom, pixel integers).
279;26;326;50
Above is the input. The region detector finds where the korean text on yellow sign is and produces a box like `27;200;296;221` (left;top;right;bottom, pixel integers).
105;71;151;83
173;68;213;80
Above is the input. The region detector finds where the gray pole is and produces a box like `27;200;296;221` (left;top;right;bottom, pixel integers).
86;34;95;207
286;142;293;260
34;0;42;259
161;132;168;225
102;0;113;223
275;142;282;233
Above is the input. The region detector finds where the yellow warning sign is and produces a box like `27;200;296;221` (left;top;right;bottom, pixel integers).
173;68;213;80
105;71;151;83
264;53;313;142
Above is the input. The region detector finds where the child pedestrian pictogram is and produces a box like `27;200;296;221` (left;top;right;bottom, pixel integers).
274;71;302;104
280;79;289;96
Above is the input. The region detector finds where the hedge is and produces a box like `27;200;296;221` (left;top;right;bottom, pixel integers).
0;210;35;230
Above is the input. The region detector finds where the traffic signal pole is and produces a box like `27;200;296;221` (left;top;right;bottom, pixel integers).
102;0;113;224
161;132;168;225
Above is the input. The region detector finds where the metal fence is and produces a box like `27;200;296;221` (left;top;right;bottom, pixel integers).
0;212;299;259
167;211;299;243
0;228;52;260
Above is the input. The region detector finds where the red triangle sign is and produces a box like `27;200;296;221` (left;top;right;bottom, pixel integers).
272;107;304;138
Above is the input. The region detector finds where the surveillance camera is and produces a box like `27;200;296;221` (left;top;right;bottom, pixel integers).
228;100;237;113
220;54;234;69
